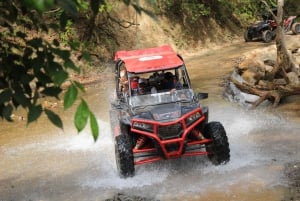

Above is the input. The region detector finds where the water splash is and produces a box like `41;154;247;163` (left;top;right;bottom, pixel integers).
1;102;299;200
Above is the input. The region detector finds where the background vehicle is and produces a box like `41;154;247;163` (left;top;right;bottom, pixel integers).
284;16;300;34
244;9;300;43
110;45;230;178
244;11;277;43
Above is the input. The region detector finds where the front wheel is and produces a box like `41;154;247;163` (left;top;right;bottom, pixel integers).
291;23;300;34
203;122;230;165
262;30;272;43
115;134;135;178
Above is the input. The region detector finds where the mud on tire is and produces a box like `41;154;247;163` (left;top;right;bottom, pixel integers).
291;23;300;35
203;122;230;165
115;134;135;178
262;30;272;43
244;29;252;42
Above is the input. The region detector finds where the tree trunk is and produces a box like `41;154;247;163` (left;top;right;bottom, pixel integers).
81;0;102;41
267;0;290;83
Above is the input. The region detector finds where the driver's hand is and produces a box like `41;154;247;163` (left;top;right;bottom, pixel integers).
170;88;176;93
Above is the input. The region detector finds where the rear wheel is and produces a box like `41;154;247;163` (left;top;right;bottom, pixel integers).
262;30;272;43
291;23;300;34
203;122;230;165
244;29;252;42
115;134;135;178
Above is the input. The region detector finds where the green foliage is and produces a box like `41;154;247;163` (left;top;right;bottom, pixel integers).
224;0;259;26
64;84;78;110
56;0;79;16
157;0;288;28
45;108;63;129
77;0;90;11
24;0;55;13
158;1;210;23
74;99;90;131
5;0;287;143
28;104;43;124
74;99;99;140
181;2;210;22
99;0;112;13
0;0;161;143
285;0;300;16
0;0;99;140
59;20;76;45
89;112;99;141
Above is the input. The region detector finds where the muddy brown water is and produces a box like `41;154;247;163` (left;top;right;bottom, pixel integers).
1;39;300;201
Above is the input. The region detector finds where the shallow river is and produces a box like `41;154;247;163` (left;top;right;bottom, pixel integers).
1;40;300;201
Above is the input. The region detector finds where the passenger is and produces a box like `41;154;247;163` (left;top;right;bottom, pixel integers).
119;69;128;93
149;77;158;94
130;77;139;95
138;78;147;95
152;72;163;90
163;72;182;91
173;76;183;90
164;72;174;89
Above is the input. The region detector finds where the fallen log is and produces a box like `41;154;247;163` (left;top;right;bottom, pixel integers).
230;76;300;108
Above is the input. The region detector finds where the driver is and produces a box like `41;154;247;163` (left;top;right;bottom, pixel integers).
164;72;183;91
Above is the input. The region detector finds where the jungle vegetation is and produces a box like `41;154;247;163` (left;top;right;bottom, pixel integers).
0;0;299;140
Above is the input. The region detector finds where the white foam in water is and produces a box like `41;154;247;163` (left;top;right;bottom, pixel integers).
1;119;113;153
46;118;169;189
60;120;113;152
2;103;298;196
75;107;294;191
72;119;170;188
81;166;169;189
196;106;291;178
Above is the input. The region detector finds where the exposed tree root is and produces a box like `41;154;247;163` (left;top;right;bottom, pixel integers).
230;77;300;108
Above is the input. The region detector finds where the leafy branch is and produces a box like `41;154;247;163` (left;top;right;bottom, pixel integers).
0;0;99;140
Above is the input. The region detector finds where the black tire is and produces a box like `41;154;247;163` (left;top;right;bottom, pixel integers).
115;134;135;178
203;122;230;165
262;30;272;43
291;23;300;35
244;29;252;42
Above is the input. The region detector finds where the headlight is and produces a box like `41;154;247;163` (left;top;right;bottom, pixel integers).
133;122;153;132
185;112;201;126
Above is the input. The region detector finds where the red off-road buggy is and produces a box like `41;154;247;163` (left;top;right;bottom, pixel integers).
110;45;230;178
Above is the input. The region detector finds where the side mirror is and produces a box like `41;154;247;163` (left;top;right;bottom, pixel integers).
197;92;208;100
